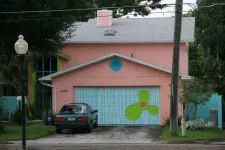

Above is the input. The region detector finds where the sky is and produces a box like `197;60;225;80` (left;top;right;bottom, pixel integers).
123;0;197;18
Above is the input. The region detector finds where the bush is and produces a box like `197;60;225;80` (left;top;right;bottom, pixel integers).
186;119;205;130
0;107;5;134
13;108;22;125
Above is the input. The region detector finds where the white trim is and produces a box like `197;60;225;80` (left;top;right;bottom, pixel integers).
186;42;189;74
181;75;193;80
39;53;191;81
65;40;195;44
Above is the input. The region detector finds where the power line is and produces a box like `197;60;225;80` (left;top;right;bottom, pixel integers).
0;17;79;22
1;2;225;14
0;10;191;22
0;3;196;14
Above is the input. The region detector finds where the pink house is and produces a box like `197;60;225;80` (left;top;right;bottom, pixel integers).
38;10;195;125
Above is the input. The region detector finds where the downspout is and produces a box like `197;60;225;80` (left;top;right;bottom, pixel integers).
186;42;189;75
40;81;57;114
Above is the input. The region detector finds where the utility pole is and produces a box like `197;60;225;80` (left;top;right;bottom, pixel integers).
170;0;183;136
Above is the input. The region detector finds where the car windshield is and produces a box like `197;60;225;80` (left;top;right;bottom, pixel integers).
59;104;87;114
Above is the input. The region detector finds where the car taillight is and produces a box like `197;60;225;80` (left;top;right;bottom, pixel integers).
56;117;65;121
78;116;88;120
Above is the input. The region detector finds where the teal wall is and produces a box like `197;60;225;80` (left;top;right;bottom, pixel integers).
0;96;29;113
186;94;222;129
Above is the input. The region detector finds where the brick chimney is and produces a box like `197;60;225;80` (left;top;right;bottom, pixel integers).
97;10;112;27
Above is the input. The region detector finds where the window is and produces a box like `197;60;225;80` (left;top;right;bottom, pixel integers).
60;104;87;114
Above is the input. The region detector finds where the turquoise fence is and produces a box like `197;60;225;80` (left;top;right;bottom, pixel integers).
0;96;29;113
186;93;222;129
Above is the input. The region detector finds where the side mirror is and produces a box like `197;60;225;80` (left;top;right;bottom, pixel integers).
92;110;98;113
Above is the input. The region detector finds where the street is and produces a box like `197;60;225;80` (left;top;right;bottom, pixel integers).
3;143;225;150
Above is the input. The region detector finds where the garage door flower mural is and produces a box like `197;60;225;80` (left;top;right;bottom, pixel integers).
125;90;159;121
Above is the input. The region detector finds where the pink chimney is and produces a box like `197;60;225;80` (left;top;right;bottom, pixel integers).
97;10;112;27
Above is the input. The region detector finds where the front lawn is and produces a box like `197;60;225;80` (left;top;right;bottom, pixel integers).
0;124;55;142
160;126;225;141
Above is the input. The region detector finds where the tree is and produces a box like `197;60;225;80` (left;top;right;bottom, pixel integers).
0;0;94;92
183;10;193;17
188;0;225;97
179;79;215;120
0;0;95;119
94;0;166;18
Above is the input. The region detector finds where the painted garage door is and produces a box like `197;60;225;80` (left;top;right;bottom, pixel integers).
74;87;160;125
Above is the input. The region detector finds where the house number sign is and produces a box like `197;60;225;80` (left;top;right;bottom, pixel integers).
60;90;68;93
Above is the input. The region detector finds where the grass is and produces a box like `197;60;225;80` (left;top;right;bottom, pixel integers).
160;126;225;141
0;124;55;142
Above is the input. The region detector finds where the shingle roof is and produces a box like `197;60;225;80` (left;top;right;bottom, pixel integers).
66;17;195;43
39;53;192;81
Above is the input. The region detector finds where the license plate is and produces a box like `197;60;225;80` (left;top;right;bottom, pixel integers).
67;117;75;121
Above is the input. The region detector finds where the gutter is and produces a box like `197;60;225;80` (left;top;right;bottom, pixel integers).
40;81;57;114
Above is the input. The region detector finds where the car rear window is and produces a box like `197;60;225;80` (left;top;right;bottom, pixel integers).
59;104;87;114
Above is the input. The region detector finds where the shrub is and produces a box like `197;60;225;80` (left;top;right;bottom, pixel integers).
186;119;205;130
13;108;22;125
0;107;5;134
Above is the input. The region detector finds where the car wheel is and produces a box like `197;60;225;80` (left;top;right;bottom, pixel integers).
87;122;93;133
56;128;62;134
94;120;98;128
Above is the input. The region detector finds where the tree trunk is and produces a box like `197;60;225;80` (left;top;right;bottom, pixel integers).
193;104;198;120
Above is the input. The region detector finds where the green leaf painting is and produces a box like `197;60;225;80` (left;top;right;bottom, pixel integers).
125;90;159;121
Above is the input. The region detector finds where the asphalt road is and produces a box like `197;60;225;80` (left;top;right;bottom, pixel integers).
3;144;225;150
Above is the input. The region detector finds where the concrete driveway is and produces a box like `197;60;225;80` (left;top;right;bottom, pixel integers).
12;126;162;144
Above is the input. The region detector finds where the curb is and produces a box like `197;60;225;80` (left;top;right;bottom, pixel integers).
159;140;225;145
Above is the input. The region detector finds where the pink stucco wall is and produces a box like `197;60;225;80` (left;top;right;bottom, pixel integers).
52;58;182;125
60;43;188;75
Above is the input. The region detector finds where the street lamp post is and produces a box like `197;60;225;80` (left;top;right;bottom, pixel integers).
15;35;28;150
17;96;22;109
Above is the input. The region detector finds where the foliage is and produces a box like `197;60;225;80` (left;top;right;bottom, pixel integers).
179;79;215;120
160;126;225;141
189;43;207;78
94;0;166;18
0;124;55;141
186;119;205;130
12;108;22;126
0;107;5;134
0;122;4;134
11;104;31;125
188;0;225;97
0;0;94;93
183;10;193;17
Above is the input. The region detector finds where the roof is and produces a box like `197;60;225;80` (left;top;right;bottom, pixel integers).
39;53;192;81
66;17;195;43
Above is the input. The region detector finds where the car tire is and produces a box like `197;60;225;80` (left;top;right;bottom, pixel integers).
87;123;93;133
56;128;62;134
94;120;98;128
